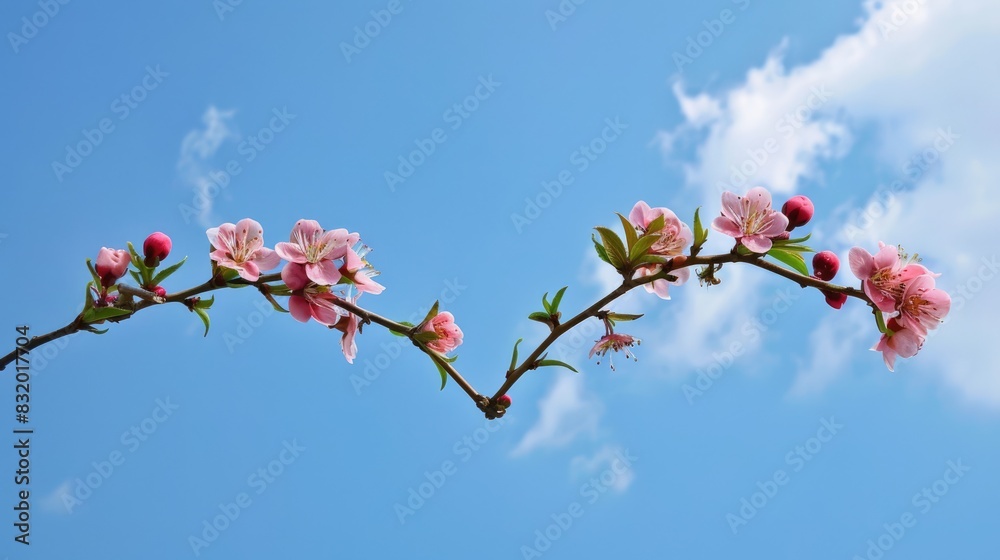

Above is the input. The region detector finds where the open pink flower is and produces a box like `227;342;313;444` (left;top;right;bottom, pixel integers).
95;247;130;287
422;311;463;354
628;201;692;299
333;304;360;364
848;242;930;313
282;262;349;326
589;333;640;371
896;274;951;335
207;218;281;282
872;319;924;372
340;244;385;295
712;187;789;253
275;220;358;286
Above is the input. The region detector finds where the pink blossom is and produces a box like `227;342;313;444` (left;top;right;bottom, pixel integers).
896;274;951;335
628;201;692;299
275;220;358;286
711;187;789;253
335;308;360;364
872;319;924;372
848;243;930;313
422;311;463;355
207;218;281;282
340;244;386;295
95;247;130;287
589;333;640;371
282;262;349;326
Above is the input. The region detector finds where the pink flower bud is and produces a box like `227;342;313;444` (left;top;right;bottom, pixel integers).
781;195;814;230
497;395;512;407
152;286;167;297
822;289;847;309
143;232;172;266
812;251;840;281
95;247;130;287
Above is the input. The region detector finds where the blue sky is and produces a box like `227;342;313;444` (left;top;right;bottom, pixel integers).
2;1;998;558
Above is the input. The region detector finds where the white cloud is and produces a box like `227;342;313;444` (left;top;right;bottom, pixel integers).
787;306;870;398
654;0;1000;404
511;375;603;456
177;106;237;227
40;480;73;515
569;445;635;493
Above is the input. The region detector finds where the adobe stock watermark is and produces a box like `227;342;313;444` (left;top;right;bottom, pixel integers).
714;84;834;193
394;417;506;524
212;0;246;21
672;0;752;72
339;0;410;63
178;106;296;223
350;277;467;394
850;459;970;560
7;0;71;54
384;75;501;192
544;0;587;31
842;127;959;241
54;397;180;513
50;65;169;183
726;416;844;535
511;117;628;233
188;439;306;556
519;449;638;559
222;298;277;354
682;287;800;404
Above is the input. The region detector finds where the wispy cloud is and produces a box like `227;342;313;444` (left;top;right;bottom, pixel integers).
176;106;237;227
569;445;635;493
653;0;1000;404
511;375;603;456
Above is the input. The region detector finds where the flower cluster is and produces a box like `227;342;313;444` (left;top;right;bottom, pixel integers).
849;243;951;371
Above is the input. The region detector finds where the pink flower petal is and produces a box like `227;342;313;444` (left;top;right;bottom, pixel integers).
741;235;773;254
306;260;342;286
288;295;313;323
711;216;742;237
848;247;874;280
281;262;309;290
274;241;308;263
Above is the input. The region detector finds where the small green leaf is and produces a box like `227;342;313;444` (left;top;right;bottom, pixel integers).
85;259;102;287
692;207;708;251
509;338;523;372
606;312;643;322
421;301;440;326
433;358;449;390
629;233;660;262
128;270;143;285
631;254;668;267
150;256;188;286
194;295;215;309
767;248;810;276
193;307;210;337
83;281;95;309
550;286;568;313
786;233;812;244
537;359;579;373
646;214;665;234
616;213;638;252
413;331;440;343
126;241;143;268
528;311;551;323
594;226;628;269
83;306;133;323
541;292;551;314
390;321;415;337
875;309;892;335
592;235;611;264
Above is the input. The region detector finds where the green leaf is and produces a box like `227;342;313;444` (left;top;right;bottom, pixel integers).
537;359;579;373
83;281;95;309
193;307;210;337
433;358;448;390
82;306;133;323
606;312;643;322
85;259;102;287
126;241;143;268
550;286;568;314
150;256;188;286
875;309;892;335
786;233;812;244
509;338;523;372
646;214;665;234
128;270;143;285
194;295;215;309
692;207;708;250
413;331;440;343
528;311;551;323
631;254;668;267
390;321;415;337
421;301;440;326
594;226;628;269
629;233;659;262
616;213;638;252
767;248;810;276
541;292;551;314
592;235;611;264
